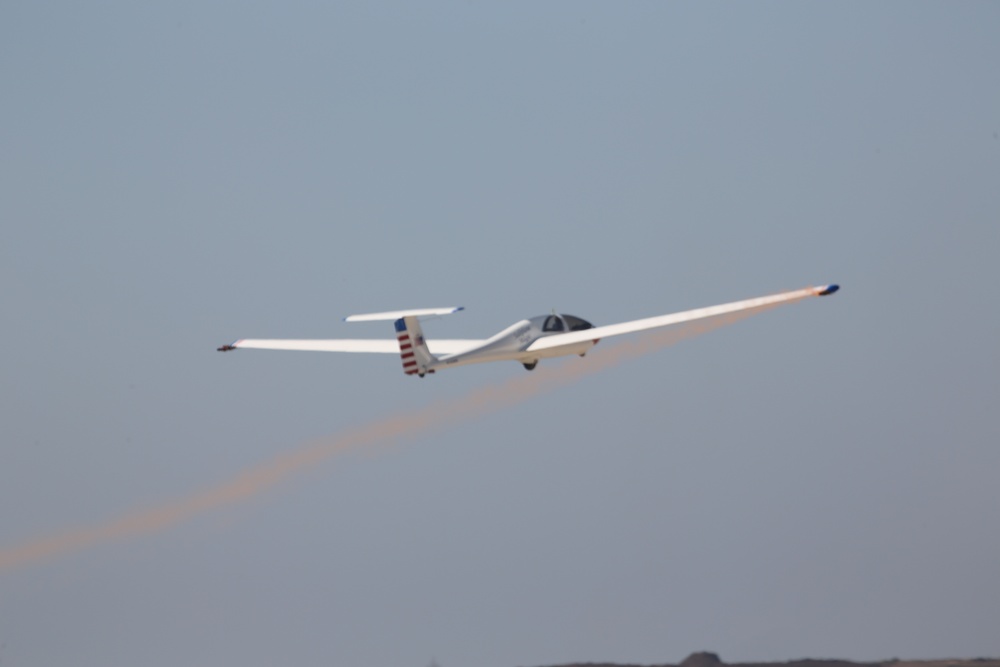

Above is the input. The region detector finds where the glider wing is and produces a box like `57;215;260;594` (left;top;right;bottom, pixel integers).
526;284;839;353
219;339;483;354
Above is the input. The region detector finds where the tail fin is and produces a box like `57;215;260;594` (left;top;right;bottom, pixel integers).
395;316;437;376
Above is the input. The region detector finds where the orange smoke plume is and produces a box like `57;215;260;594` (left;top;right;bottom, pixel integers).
0;297;799;571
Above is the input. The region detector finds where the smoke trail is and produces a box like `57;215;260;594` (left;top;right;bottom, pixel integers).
0;296;802;571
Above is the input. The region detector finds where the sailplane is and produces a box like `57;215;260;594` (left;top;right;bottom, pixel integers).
218;284;839;377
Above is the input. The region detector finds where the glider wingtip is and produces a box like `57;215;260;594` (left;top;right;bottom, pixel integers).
815;284;840;296
217;340;241;352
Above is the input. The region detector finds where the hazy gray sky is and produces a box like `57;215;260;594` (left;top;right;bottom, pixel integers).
2;3;998;666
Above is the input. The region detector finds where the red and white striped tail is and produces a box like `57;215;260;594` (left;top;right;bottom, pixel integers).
394;316;436;376
396;323;419;375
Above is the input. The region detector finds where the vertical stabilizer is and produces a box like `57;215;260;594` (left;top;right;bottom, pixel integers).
394;316;437;376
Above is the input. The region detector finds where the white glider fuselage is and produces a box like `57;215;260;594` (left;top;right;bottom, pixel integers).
432;316;597;372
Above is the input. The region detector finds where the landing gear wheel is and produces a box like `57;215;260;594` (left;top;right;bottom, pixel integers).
522;361;537;371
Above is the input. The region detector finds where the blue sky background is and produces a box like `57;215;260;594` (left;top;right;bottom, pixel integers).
2;3;998;666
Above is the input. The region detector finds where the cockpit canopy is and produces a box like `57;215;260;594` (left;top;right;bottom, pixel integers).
532;314;594;333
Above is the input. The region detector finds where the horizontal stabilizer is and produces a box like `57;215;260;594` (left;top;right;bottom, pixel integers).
344;307;464;322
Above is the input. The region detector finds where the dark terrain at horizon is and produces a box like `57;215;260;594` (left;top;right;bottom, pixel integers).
535;651;1000;667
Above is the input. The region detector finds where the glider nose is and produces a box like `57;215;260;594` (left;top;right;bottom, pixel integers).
815;284;840;296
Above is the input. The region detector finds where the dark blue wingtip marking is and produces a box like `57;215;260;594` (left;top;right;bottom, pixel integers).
455;306;465;313
818;284;840;296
